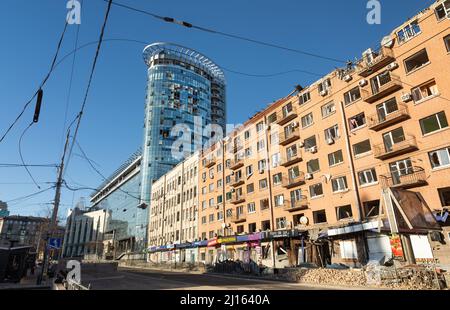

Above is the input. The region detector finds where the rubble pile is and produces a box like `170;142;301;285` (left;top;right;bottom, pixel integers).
293;268;366;287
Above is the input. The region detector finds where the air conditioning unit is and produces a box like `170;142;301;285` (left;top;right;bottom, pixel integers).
401;93;412;102
231;171;235;175
320;90;328;97
326;138;334;145
299;141;305;148
309;146;317;154
362;48;375;65
259;169;265;174
387;62;398;71
343;74;352;82
215;205;220;210
359;79;368;87
231;188;235;193
292;121;299;128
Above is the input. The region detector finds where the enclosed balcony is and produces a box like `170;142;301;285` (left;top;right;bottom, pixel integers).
380;167;427;189
283;197;309;212
229;158;244;170
230;176;245;187
231;213;246;223
368;103;410;131
230;194;246;205
280;153;303;167
282;172;305;189
373;136;418;160
356;47;395;77
361;73;403;103
279;128;300;146
276;105;298;126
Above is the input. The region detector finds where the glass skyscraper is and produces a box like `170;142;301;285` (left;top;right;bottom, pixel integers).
140;42;226;209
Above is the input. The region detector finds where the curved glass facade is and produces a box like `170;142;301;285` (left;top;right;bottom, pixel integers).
140;43;226;216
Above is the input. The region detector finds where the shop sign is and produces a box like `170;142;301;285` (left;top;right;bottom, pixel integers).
267;229;299;239
248;232;262;241
218;236;237;244
248;241;260;248
207;238;218;247
167;244;175;250
236;235;249;242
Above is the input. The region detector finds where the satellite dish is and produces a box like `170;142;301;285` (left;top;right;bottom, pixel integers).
300;216;309;226
221;223;227;229
381;36;394;48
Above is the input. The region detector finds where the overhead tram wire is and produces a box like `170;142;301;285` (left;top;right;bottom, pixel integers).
0;20;69;145
101;0;347;64
18;123;45;189
64;0;113;176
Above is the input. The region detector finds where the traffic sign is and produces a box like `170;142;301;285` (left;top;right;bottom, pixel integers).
48;238;62;249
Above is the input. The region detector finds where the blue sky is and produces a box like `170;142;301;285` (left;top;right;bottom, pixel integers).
0;0;434;218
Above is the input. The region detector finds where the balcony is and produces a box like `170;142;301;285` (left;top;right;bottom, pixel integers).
368;104;410;131
230;194;246;205
230;176;245;187
229;158;244;170
276;107;298;126
281;153;303;167
204;157;216;168
380;167;427;189
282;172;305;189
283;197;309;212
231;213;246;223
357;47;395;77
373;136;418;160
279;128;300;146
361;74;403;103
233;144;243;153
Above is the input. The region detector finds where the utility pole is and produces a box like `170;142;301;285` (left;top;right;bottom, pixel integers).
37;130;71;285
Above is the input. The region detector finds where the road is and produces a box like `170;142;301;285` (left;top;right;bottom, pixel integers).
81;267;334;290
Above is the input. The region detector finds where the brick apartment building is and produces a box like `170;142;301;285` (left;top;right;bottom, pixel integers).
148;1;450;268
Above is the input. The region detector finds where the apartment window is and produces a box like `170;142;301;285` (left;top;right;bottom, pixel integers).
272;172;282;185
209;198;215;207
225;175;231;184
247;183;254;193
301;113;314;128
267;113;277;124
209;183;214;192
209;168;214;178
256;122;264;132
445;34;450;52
245;147;252;157
358;168;378;186
328;150;344;166
202;186;207;195
217;179;223;188
299;91;311;105
202;172;207;181
246;165;253;176
344;87;361;105
271;153;281;167
286;144;298;160
274;194;284;207
404;49;430;74
247;203;256;214
363;200;381;218
257;139;265;152
412;80;439;103
353;139;371;156
307;159;320;173
288;166;301;180
270;132;279;145
260;198;269;211
226;192;232;201
429;147;450;169
318;78;331;94
383;127;406;152
304;135;317;150
248;223;257;233
202;201;207;210
309;183;323;198
225;159;231;168
236;205;244;216
349;112;366;130
258;159;267;172
236;225;244;234
276;217;287;230
259;178;268;189
217;163;223;172
244;130;251;140
217;211;223;221
313;210;327;224
332;176;348;192
435;0;450;20
420;112;448;135
226;209;233;218
438;187;450;207
397;20;421;44
209;214;215;222
336;205;353;221
325;124;340;141
261;220;271;231
282;102;293;117
321;101;336;118
370;71;392;94
217;195;223;204
201;216;207;224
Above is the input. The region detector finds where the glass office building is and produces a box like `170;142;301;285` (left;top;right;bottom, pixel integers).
140;43;226;207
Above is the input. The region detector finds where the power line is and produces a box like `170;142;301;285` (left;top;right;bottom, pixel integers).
0;164;58;168
0;20;69;145
101;0;347;64
18;123;42;189
64;0;113;176
5;186;56;204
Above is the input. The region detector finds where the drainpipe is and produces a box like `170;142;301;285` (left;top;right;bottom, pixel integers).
263;116;277;269
339;100;367;261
